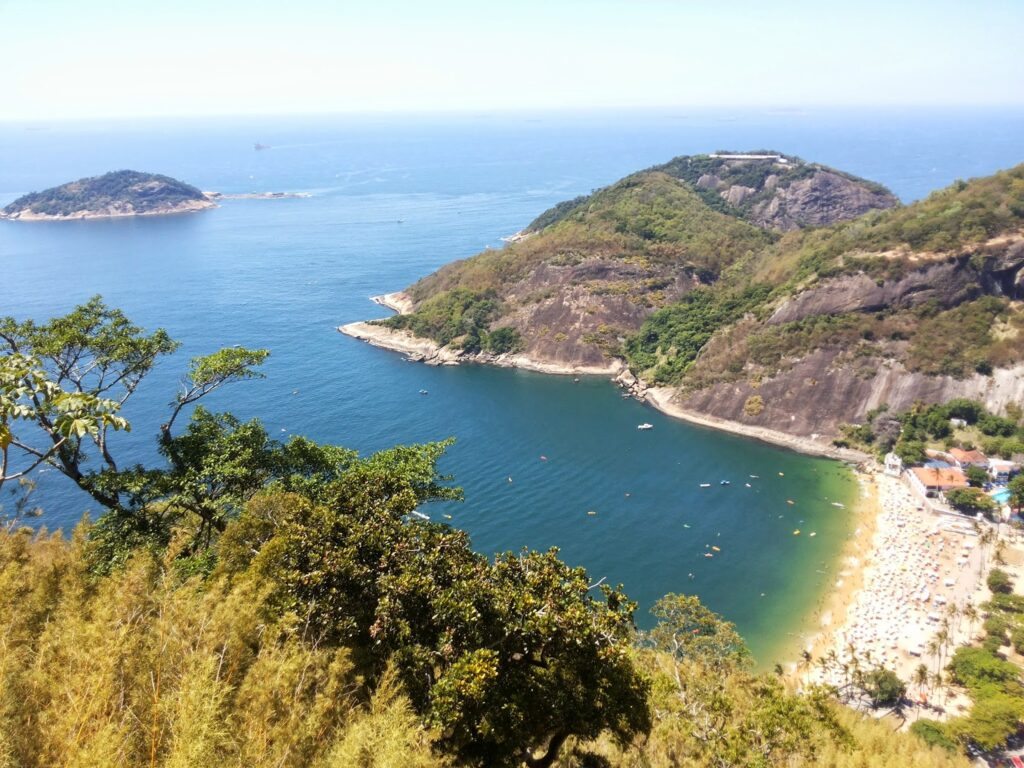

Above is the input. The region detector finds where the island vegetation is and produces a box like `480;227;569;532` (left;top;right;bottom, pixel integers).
0;299;973;767
0;170;214;220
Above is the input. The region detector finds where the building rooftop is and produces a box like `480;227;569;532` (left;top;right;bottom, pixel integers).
950;448;987;464
911;466;969;489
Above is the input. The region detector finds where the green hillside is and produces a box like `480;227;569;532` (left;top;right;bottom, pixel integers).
1;169;210;218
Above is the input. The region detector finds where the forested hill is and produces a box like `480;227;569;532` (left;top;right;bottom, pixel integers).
367;156;1024;444
525;151;897;234
0;170;215;220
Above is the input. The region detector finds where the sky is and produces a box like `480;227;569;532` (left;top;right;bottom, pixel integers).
1;0;1022;120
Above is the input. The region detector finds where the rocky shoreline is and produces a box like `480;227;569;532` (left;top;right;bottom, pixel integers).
340;294;870;461
0;198;217;221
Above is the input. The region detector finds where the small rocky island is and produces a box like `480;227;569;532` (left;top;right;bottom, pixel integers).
0;170;217;220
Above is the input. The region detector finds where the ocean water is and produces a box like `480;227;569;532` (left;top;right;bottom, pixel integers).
2;108;1023;665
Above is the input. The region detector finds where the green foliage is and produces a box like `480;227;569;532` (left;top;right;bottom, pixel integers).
894;439;927;466
910;720;959;753
381;289;501;350
625;285;771;383
945;488;997;519
966;466;989;487
524;195;589;233
862;667;907;709
947;646;1021;692
482;326;523;355
2;170;208;216
988;568;1014;595
647;592;750;670
947;693;1024;752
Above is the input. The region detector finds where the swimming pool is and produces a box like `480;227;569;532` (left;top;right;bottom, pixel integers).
992;488;1012;505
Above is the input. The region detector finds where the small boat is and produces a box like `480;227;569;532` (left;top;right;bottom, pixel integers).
786;499;795;505
711;546;720;552
443;514;453;520
704;553;714;558
410;510;430;521
793;529;801;535
831;501;845;508
419;389;428;395
637;423;654;430
539;455;548;461
749;474;760;479
778;472;785;477
720;480;730;486
683;523;691;528
744;483;751;488
809;532;816;537
254;142;270;151
699;483;711;488
587;510;597;516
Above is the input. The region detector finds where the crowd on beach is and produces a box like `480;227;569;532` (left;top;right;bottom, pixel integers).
806;473;1016;719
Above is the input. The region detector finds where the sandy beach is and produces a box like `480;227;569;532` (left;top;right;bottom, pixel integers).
340;292;1008;719
801;472;1021;721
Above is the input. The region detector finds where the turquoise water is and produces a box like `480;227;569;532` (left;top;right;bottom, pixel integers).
993;489;1012;505
2;108;1023;664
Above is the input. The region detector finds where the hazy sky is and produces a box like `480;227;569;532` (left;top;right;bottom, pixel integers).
2;0;1022;120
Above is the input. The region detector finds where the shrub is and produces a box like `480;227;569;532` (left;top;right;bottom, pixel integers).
988;568;1014;595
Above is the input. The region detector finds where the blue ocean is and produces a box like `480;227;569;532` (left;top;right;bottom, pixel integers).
3;107;1023;664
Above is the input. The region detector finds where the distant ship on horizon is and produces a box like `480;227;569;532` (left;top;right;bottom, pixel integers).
254;142;270;151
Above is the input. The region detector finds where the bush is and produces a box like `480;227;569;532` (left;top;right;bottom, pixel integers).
910;720;958;753
863;667;907;708
988;568;1014;595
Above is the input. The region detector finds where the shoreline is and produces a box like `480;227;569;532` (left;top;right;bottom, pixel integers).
0;199;217;221
643;387;870;464
796;470;879;676
342;295;871;459
339;293;625;376
801;472;1014;723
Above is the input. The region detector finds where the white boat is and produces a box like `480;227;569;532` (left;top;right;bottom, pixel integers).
699;483;711;488
637;423;654;430
831;501;845;508
409;510;430;521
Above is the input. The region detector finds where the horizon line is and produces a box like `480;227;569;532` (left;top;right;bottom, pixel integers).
3;103;1024;125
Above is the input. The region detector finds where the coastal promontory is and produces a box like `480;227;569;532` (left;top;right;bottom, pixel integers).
343;152;1024;450
0;170;216;220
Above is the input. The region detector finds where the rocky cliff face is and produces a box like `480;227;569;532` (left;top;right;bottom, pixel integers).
668;349;1024;440
655;152;899;231
353;156;1024;445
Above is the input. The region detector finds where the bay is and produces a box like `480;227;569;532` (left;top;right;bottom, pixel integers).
2;107;1023;664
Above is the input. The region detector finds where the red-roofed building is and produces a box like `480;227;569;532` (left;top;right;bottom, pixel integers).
949;447;987;470
909;466;969;499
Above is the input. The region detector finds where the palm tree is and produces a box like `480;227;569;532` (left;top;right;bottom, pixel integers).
926;637;942;676
945;602;961;635
912;663;930;720
797;649;813;687
978;525;996;579
963;603;979;640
